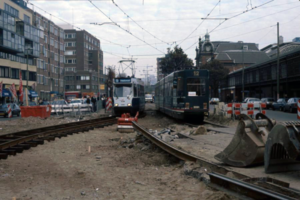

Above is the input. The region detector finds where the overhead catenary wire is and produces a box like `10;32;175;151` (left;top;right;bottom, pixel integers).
88;0;166;54
27;2;134;50
178;0;221;46
184;0;274;51
111;0;170;45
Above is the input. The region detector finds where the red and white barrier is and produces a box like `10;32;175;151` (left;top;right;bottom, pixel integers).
7;104;12;118
106;97;112;111
225;103;267;119
297;100;300;120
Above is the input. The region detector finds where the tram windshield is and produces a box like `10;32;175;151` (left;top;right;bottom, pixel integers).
114;85;132;97
187;78;206;96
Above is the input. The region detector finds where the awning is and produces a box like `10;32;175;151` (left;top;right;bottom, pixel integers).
2;89;11;97
50;91;58;94
29;90;39;97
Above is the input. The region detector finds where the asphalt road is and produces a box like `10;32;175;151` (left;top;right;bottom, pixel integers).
0;115;21;121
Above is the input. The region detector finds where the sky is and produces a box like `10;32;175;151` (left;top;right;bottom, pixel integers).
27;0;300;78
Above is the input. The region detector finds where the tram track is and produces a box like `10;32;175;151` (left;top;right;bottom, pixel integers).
0;117;117;160
132;121;300;200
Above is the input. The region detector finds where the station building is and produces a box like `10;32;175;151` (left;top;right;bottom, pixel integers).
0;0;39;103
220;43;300;102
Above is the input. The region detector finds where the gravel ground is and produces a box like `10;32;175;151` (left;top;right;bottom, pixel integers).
0;115;233;200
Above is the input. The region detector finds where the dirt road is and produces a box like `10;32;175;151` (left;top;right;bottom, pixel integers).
0;115;232;200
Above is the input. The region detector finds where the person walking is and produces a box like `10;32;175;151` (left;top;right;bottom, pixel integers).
91;95;97;112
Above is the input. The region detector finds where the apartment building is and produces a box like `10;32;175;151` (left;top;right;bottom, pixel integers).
0;0;38;102
29;10;65;100
64;29;104;97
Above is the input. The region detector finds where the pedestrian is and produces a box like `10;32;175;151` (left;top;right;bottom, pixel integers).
91;95;97;112
86;96;91;104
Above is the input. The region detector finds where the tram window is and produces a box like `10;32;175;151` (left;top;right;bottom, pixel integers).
187;78;206;96
177;77;183;96
114;85;132;97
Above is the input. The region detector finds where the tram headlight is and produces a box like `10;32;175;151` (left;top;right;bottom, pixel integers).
115;104;118;107
127;103;131;106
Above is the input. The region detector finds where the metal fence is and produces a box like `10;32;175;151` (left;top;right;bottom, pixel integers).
52;100;105;118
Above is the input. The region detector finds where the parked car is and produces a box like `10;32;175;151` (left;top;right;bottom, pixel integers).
242;98;261;103
284;97;300;113
210;98;220;104
261;98;275;109
145;94;153;103
0;103;21;117
272;98;288;111
40;101;50;105
28;101;37;106
69;99;92;110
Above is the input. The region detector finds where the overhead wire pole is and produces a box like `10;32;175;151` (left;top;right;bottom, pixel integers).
277;22;280;100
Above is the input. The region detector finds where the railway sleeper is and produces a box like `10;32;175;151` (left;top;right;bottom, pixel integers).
8;147;23;153
16;144;31;150
0;153;8;159
32;139;44;145
0;150;17;156
43;136;55;142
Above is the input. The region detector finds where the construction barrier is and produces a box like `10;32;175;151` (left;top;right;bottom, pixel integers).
7;104;12;118
224;103;267;119
106;97;112;111
298;99;300;120
20;105;52;119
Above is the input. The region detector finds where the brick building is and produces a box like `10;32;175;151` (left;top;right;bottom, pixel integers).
29;10;65;100
64;29;104;97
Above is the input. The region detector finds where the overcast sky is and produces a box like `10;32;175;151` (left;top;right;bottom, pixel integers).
28;0;300;78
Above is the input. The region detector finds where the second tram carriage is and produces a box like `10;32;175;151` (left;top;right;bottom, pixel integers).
113;77;145;116
155;69;209;122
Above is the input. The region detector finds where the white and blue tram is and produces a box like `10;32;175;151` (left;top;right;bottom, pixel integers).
155;69;209;122
113;77;145;116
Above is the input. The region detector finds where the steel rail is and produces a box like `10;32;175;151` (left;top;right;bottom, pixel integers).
132;121;300;199
208;172;295;200
0;117;117;159
0;117;114;138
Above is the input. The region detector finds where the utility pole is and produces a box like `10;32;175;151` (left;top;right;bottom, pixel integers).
242;42;245;100
143;65;152;93
276;22;280;100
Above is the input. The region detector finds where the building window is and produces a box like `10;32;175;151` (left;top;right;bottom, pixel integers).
66;67;76;72
50;24;54;33
54;28;58;36
66;59;76;64
50;38;54;46
65;33;76;39
54;53;58;61
59;30;64;38
60;55;64;63
44;35;47;43
24;14;30;24
60;43;64;51
65;42;76;47
55;79;58;86
64;50;76;55
86;85;90;89
54;41;58;48
5;3;19;18
76;85;81;89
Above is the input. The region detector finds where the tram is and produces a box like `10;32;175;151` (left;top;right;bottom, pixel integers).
113;77;145;116
155;69;209;122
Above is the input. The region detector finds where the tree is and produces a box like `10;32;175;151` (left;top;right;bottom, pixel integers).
201;60;229;98
160;46;194;75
